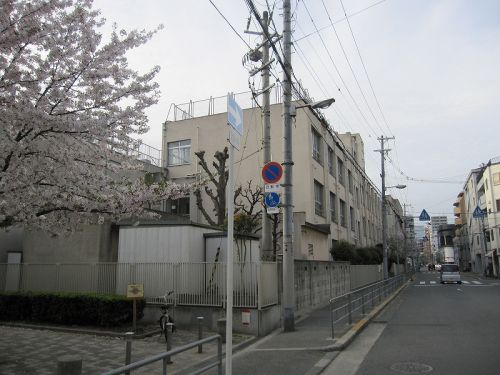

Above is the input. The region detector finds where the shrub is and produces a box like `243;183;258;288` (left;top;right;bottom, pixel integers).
0;291;145;327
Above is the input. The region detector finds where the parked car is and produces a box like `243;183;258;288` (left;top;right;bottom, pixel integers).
440;263;461;284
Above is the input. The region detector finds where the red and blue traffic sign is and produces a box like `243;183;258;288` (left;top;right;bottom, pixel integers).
262;162;283;184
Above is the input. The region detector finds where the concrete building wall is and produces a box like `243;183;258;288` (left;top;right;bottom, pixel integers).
162;102;384;261
22;222;118;263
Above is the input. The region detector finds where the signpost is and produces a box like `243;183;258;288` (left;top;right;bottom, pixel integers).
126;283;144;332
419;209;430;221
473;206;485;219
226;93;243;375
262;162;283;214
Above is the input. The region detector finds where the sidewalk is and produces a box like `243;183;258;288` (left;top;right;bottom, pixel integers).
0;282;407;374
194;280;408;375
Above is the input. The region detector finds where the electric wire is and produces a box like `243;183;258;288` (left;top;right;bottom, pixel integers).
208;0;252;49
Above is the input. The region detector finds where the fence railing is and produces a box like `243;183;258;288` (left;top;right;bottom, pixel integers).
101;334;223;375
329;274;407;338
0;262;279;309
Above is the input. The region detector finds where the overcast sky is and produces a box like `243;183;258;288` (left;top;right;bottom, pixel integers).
94;0;500;221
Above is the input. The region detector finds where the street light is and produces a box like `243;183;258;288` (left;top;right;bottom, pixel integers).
282;97;335;332
382;184;406;279
291;98;336;116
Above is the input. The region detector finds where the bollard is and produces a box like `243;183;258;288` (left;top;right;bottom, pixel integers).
217;318;226;343
56;355;82;375
197;316;204;353
166;322;173;364
124;332;134;375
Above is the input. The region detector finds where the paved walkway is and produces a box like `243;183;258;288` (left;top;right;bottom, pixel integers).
0;283;407;374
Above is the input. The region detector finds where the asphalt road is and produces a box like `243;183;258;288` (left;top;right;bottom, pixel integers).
324;270;500;375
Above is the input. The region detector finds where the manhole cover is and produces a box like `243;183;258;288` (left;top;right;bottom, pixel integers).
390;362;433;373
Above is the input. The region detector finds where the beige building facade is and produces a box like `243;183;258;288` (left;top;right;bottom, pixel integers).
162;100;384;261
461;158;500;275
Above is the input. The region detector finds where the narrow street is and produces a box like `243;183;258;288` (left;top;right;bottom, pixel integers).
324;270;500;375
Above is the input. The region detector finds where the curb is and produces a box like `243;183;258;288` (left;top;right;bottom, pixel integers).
324;280;410;352
301;280;410;375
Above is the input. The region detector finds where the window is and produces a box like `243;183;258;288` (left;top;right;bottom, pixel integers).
330;192;337;223
496;199;500;212
494;172;500;186
340;199;347;227
312;128;322;164
164;196;190;215
168;140;191;165
338;158;345;186
350;206;355;231
491;230;495;241
348;170;353;193
314;180;324;216
328;147;335;176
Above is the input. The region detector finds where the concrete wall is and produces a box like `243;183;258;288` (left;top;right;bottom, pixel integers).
142;304;281;337
22;223;118;263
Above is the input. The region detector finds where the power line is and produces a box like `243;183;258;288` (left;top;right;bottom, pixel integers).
208;0;252;48
319;0;387;136
338;0;393;137
295;0;389;43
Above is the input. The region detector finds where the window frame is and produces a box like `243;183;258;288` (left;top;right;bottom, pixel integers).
314;180;325;216
167;139;191;166
311;127;323;165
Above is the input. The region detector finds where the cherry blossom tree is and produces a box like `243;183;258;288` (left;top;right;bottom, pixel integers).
0;0;186;232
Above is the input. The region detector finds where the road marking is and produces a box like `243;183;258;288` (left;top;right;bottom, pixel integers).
462;281;470;284
430;281;436;284
472;281;481;285
419;281;425;284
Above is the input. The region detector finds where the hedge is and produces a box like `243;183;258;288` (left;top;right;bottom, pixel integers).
0;291;145;327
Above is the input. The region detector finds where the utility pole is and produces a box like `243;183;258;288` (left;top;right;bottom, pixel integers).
375;135;394;279
282;0;295;332
261;11;272;260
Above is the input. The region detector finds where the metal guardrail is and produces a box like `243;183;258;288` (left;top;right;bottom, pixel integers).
329;274;407;338
101;334;223;375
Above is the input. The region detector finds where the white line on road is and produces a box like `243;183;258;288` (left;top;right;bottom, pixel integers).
430;281;436;284
322;323;386;375
462;281;470;284
419;281;425;284
472;281;481;285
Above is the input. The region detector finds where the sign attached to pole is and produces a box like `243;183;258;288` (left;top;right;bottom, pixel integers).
473;206;485;219
265;192;280;207
419;209;430;221
262;162;283;184
227;94;243;150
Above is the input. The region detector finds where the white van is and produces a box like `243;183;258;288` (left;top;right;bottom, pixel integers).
440;264;461;284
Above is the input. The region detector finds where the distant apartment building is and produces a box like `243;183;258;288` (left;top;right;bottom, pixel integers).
453;191;471;270
430;216;447;256
162;95;388;261
461;158;500;275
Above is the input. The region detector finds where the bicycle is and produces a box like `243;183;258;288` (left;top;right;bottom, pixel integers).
158;290;176;343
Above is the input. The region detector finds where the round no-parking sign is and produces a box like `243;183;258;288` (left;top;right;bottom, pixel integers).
262;162;283;184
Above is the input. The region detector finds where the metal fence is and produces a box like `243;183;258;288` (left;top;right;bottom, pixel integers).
0;261;279;309
101;334;223;375
329;274;407;338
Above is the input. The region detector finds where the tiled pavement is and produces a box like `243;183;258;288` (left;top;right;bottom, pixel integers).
0;325;247;375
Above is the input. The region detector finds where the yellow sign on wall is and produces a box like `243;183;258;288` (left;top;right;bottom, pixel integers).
126;284;144;298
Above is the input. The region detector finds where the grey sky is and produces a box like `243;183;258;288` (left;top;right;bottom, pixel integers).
94;0;500;221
